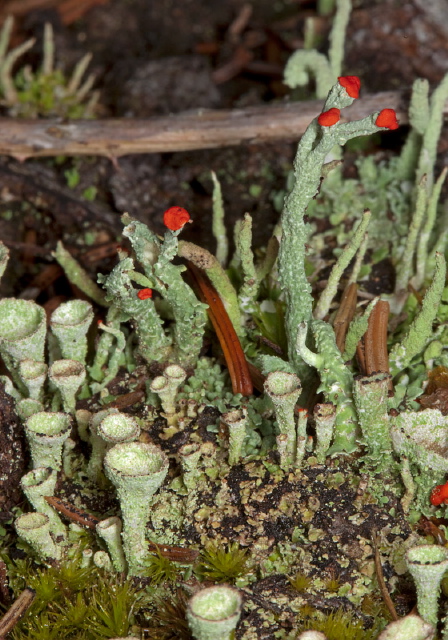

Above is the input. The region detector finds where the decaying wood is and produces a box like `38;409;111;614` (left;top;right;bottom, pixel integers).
0;90;416;159
45;495;101;529
372;530;399;621
0;587;35;638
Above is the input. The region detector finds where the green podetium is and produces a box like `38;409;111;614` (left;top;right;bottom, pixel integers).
0;298;46;376
296;319;358;454
264;371;302;469
24;411;71;471
119;210;208;365
150;364;187;415
406;545;448;627
50;300;94;364
97;253;172;365
96;516;127;573
221;409;248;466
48;359;86;413
104;441;169;576
18;359;47;402
353;373;394;471
278;77;397;356
20;467;66;539
187;585;242;640
14;512;62;561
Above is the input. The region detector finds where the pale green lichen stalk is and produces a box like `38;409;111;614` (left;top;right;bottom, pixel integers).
120;214;208;365
406;545;448;627
103;442;169;576
187;585;242;640
278;78;396;374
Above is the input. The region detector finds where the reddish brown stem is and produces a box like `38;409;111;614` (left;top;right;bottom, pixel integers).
186;263;253;396
333;282;358;353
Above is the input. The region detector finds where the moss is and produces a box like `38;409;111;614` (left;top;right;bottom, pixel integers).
196;541;250;584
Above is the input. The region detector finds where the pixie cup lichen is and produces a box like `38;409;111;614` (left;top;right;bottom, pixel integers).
14;512;61;561
20;467;66;539
406;545;448;627
97;411;140;445
50;300;94;363
48;359;86;413
18;359;47;402
264;371;301;469
24;411;71;470
187;585;242;640
0;299;46;378
103;441;169;575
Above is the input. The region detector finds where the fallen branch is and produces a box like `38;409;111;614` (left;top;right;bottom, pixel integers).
0;90;417;159
0;587;36;638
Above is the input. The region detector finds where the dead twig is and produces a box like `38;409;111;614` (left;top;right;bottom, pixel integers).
0;90;415;159
44;495;100;529
372;530;399;621
0;587;36;638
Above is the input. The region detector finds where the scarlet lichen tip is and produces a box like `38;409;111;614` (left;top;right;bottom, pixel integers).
430;482;448;506
163;206;191;231
338;76;361;99
137;288;153;300
318;108;341;127
375;109;399;130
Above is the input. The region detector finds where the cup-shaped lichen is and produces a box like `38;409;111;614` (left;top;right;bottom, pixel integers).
187;585;242;640
20;467;66;538
50;300;94;363
16;398;45;420
96;516;126;572
0;298;46;363
18;359;47;401
179;442;202;489
150;375;177;414
221;409;247;466
48;359;86;413
14;512;61;561
25;411;71;470
104;441;169;575
264;371;301;469
164;364;187;391
391;408;448;507
377;614;434;640
98;412;140;445
406;545;448;627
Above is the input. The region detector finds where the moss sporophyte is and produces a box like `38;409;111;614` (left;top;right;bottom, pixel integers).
3;69;448;639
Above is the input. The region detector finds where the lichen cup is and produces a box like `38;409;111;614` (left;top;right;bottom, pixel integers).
19;359;47;401
48;359;86;413
50;300;94;363
187;585;242;640
0;298;46;363
406;545;448;627
25;411;71;470
98;411;140;445
104;441;169;575
20;467;66;538
14;512;61;561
